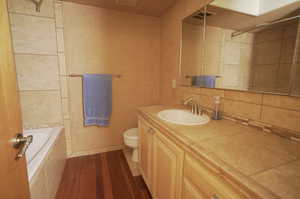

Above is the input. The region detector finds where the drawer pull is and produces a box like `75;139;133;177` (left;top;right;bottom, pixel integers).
211;194;219;199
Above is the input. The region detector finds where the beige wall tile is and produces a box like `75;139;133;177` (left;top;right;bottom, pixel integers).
15;54;59;91
56;28;64;52
63;119;71;141
224;90;262;104
223;99;261;120
261;106;300;132
55;2;63;28
263;95;300;112
45;131;66;199
58;53;66;75
10;14;57;55
8;0;54;18
60;77;68;98
62;98;70;119
20;91;63;128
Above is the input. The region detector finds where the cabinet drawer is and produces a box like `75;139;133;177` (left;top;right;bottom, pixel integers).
184;154;251;199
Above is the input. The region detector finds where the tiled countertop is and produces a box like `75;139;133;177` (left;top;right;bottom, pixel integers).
138;105;300;199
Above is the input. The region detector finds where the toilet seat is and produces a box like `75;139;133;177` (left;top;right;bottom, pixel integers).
124;128;138;140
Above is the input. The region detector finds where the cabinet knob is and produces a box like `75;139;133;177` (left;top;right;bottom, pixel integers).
211;194;219;199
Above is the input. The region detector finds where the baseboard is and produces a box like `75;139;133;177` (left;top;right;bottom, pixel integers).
68;145;125;158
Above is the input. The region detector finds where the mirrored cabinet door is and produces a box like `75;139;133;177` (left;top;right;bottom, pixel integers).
181;2;300;97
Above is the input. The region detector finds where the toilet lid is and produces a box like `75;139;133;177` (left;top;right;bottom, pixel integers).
124;128;138;140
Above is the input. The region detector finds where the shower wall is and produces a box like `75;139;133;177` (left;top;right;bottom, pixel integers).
8;0;70;151
63;2;160;156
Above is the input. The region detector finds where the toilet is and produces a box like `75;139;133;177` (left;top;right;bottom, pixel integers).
123;128;139;162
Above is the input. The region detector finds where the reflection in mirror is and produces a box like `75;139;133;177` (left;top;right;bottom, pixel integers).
181;4;300;96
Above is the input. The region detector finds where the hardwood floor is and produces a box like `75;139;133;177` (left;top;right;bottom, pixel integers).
55;150;152;199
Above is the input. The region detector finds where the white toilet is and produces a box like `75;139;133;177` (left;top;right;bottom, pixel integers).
123;128;139;162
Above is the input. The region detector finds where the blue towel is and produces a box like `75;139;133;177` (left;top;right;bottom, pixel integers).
192;75;217;88
83;74;112;127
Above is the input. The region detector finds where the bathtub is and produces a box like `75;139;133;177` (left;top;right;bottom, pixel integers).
24;127;66;199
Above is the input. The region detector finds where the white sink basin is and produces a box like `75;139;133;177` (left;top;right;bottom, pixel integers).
157;109;210;126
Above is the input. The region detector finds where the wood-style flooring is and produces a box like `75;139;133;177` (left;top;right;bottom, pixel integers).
55;150;152;199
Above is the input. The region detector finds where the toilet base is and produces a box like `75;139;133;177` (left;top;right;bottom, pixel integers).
132;148;138;162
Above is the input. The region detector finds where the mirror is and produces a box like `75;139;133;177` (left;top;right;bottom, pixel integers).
181;4;300;96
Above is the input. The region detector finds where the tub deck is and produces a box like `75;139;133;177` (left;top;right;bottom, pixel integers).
55;150;151;199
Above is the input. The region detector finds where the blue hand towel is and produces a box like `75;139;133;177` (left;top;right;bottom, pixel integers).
192;75;217;88
83;74;112;127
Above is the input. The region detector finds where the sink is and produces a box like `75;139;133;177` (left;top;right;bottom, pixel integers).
157;109;210;126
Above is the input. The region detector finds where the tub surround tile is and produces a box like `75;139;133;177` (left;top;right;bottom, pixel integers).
8;0;54;18
29;128;66;199
62;98;70;119
56;28;65;53
58;53;67;75
15;54;60;91
54;2;63;28
20;91;63;129
45;130;66;199
30;170;49;199
60;77;68;98
10;13;57;55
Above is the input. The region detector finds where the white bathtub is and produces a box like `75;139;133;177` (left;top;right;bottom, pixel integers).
24;127;63;181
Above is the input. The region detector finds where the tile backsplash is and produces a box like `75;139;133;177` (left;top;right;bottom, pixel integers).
176;86;300;138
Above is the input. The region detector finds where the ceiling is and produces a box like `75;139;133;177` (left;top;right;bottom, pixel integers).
63;0;178;17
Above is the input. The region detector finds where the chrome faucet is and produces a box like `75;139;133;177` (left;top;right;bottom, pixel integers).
183;97;200;115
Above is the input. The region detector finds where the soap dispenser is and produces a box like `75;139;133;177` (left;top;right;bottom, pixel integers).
212;96;221;120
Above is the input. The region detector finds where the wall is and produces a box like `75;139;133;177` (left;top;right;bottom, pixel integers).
160;0;300;136
250;20;298;93
181;23;254;90
63;2;160;156
8;0;69;132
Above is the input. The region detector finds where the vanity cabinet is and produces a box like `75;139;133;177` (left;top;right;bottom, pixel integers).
138;116;257;199
152;130;184;199
138;117;184;199
138;118;153;190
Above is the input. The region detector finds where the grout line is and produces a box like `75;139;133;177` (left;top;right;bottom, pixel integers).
249;158;300;177
8;11;54;19
19;89;60;93
14;52;57;56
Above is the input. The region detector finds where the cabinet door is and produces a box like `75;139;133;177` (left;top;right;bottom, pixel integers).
138;119;153;189
182;178;208;199
152;132;184;199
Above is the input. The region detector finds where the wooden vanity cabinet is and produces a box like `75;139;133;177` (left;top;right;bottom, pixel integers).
139;116;257;199
138;118;153;190
152;130;184;199
138;118;184;199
